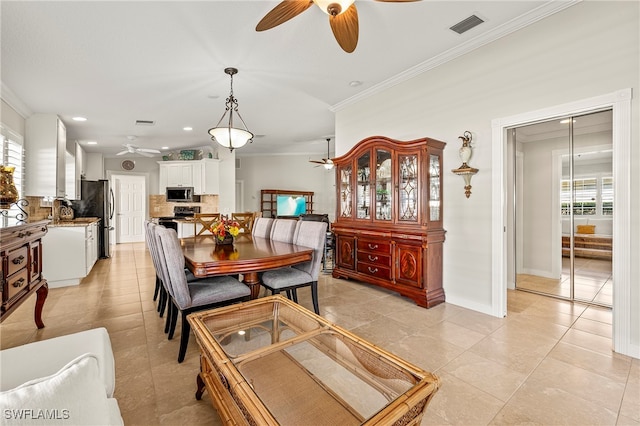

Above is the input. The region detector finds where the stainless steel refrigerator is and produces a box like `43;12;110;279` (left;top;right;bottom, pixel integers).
71;179;114;258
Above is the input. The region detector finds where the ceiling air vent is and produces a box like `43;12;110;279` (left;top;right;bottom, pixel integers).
135;120;155;126
450;15;484;35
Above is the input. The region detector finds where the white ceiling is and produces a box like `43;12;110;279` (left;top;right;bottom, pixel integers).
1;1;575;159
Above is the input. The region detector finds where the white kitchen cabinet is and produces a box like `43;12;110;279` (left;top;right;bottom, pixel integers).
42;223;98;288
197;159;220;195
158;159;220;195
159;162;193;192
25;114;67;198
65;141;77;200
177;221;196;238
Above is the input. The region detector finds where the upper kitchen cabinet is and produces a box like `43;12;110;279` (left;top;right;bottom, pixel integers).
25;114;66;198
158;159;219;195
64;140;79;200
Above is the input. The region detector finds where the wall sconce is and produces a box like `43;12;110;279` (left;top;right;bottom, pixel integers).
452;131;478;198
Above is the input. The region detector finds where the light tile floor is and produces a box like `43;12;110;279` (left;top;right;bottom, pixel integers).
1;243;638;425
517;257;613;306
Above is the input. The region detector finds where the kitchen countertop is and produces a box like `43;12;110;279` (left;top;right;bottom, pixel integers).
49;217;101;227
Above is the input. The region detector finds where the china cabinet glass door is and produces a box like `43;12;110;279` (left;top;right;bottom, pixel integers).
375;149;392;221
429;154;441;222
398;153;419;222
339;164;353;218
356;152;371;219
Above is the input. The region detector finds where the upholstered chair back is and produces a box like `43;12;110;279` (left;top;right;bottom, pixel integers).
269;219;298;243
155;226;192;309
252;217;274;239
292;221;328;279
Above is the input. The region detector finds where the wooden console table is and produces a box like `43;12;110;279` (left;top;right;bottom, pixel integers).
0;220;49;328
189;296;440;425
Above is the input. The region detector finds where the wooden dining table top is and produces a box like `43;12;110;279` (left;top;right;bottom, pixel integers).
181;235;313;280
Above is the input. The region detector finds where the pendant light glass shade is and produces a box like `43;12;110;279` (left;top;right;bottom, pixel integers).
208;67;253;152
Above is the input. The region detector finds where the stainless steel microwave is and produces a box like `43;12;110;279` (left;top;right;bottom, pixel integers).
166;187;194;202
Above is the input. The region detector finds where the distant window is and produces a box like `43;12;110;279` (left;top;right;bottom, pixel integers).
561;176;612;216
1;124;25;218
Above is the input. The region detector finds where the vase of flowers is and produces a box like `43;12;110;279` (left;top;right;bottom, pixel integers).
210;218;240;245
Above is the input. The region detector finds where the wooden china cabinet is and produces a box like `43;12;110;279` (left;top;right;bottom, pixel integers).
331;135;446;308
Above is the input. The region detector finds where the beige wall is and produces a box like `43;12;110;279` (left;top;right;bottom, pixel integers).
334;2;639;354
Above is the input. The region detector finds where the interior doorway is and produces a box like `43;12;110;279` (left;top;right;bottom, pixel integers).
111;174;146;243
510;110;613;307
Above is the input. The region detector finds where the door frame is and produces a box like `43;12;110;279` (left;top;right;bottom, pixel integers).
491;88;633;357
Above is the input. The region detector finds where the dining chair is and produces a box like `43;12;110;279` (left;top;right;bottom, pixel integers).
261;221;328;314
192;213;221;236
251;217;274;239
231;212;255;240
269;218;299;243
154;225;251;363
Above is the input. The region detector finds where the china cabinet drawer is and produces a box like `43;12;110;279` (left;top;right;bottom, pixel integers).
357;240;390;254
7;247;29;277
7;268;29;302
357;251;391;267
357;262;391;280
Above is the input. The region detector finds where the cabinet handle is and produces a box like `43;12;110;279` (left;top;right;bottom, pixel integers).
25;231;32;236
368;243;378;250
12;278;25;288
12;255;25;265
368;255;378;262
367;267;378;274
17;232;25;238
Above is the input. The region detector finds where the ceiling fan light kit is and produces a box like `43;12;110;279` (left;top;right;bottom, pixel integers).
208;67;253;152
256;0;420;53
309;138;334;170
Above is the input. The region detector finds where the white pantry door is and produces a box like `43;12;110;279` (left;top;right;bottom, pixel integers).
113;174;146;243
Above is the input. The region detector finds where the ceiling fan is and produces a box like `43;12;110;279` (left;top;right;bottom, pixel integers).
256;0;420;53
116;142;161;157
309;138;334;169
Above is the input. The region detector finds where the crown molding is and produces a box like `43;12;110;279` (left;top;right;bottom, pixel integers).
330;0;580;112
1;82;32;118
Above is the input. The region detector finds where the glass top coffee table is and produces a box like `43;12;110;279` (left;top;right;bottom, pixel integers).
188;295;440;425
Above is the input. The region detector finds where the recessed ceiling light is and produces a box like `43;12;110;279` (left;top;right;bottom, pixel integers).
161;146;169;150
86;141;97;145
72;116;87;121
349;81;363;87
560;119;577;124
183;127;193;131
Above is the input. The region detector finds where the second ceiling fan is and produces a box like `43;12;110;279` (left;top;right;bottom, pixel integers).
309;138;334;169
256;0;420;53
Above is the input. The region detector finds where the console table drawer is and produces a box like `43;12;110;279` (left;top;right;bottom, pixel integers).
357;240;390;254
7;246;29;277
6;268;29;303
357;262;391;280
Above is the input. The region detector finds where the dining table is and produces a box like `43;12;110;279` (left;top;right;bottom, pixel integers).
181;235;314;299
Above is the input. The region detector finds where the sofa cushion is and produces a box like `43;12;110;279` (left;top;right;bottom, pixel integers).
0;328;115;397
0;353;123;425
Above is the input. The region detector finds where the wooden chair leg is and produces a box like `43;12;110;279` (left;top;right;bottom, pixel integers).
153;275;160;301
159;287;168;317
168;301;179;340
311;281;319;315
178;311;191;363
164;301;173;334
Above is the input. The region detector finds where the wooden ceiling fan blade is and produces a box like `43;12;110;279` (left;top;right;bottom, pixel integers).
309;160;326;165
137;148;161;154
256;0;314;32
329;4;359;53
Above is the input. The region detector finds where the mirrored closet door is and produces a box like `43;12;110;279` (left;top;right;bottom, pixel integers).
512;109;613;307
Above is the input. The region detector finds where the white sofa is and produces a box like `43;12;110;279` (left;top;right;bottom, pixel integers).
0;328;123;425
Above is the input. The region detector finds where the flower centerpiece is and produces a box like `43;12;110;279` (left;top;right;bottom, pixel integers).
210;218;240;245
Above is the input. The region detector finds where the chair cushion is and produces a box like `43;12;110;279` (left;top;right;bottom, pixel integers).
188;276;251;307
262;267;312;290
0;353;123;425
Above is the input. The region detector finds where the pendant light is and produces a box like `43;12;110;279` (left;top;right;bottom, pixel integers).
208;67;253;152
